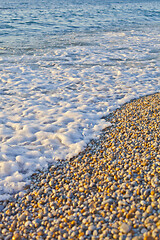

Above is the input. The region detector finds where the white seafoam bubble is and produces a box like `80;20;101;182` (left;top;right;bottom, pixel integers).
0;30;160;199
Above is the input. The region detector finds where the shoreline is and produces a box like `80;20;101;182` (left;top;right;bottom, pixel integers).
0;92;159;240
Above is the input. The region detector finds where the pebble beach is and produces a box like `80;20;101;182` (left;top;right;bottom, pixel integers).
0;92;159;240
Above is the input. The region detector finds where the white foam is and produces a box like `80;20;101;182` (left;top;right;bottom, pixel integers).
0;30;159;198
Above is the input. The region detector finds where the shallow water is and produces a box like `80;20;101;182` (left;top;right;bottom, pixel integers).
0;0;160;199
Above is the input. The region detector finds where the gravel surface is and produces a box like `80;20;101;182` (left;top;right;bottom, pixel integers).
0;93;159;240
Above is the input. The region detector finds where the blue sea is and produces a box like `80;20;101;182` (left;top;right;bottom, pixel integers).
0;0;159;199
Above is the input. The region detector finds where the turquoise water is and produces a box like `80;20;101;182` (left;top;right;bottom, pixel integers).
0;0;160;54
0;0;159;198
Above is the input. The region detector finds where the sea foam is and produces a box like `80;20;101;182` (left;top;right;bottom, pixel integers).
0;29;159;199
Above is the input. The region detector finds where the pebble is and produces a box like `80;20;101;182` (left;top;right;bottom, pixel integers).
120;223;132;234
0;93;159;240
18;213;26;222
88;224;96;231
141;228;148;234
12;232;21;240
146;206;153;214
25;195;32;202
143;236;155;240
0;204;4;211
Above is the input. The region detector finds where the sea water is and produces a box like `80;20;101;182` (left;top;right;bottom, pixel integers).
0;0;159;199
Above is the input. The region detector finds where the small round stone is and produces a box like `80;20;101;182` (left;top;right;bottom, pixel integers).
120;223;131;234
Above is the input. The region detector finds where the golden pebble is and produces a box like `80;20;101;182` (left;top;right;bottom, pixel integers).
130;207;136;213
113;234;118;239
5;209;11;215
12;233;21;240
156;221;160;227
9;227;14;232
114;176;118;181
79;196;84;202
68;223;72;228
63;217;68;223
143;236;154;240
37;230;44;236
68;210;73;216
100;211;106;218
59;223;64;228
126;212;133;219
71;220;75;225
121;190;126;194
81;209;85;213
79;187;84;192
79;232;85;237
136;189;140;195
117;212;122;218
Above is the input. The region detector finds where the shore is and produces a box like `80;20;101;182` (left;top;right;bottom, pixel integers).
0;93;159;240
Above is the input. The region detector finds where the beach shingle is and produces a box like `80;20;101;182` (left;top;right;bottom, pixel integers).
0;93;159;240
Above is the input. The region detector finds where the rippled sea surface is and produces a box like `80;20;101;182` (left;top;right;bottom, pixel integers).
0;0;159;199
